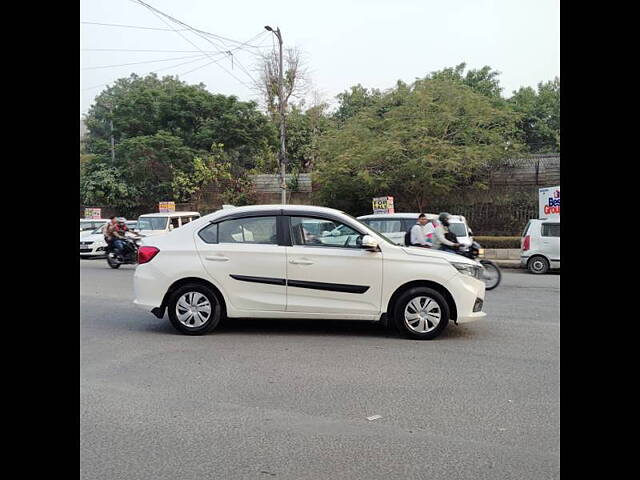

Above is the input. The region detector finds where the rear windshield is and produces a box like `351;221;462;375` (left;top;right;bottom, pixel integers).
137;217;168;230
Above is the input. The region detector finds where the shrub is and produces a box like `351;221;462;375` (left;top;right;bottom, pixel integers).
474;236;521;249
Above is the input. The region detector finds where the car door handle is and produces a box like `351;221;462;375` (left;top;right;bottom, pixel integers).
289;259;313;265
205;255;229;262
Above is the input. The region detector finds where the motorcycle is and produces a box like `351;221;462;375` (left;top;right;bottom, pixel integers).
457;240;502;290
106;234;142;269
444;229;501;290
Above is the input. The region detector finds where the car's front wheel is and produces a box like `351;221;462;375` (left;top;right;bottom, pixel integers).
393;287;450;340
167;284;222;335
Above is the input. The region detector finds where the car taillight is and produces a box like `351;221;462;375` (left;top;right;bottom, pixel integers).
138;246;160;264
522;235;530;251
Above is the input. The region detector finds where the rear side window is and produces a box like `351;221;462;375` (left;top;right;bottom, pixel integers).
180;216;191;226
542;223;560;237
364;219;403;234
218;216;278;244
198;223;218;243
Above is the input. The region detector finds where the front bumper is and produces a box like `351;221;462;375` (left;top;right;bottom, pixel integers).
444;273;487;324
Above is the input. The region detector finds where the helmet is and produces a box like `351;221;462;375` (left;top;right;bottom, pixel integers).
438;212;451;226
116;217;127;224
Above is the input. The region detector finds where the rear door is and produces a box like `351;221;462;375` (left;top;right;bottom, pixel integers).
285;215;383;315
195;215;286;311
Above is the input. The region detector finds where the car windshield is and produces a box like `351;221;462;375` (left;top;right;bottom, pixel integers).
137;217;168;230
448;222;467;237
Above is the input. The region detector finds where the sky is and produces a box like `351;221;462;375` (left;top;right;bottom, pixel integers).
80;0;560;117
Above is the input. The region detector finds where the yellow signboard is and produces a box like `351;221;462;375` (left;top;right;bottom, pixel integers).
159;201;176;213
372;196;395;214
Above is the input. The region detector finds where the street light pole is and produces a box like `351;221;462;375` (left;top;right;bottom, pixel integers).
265;25;287;204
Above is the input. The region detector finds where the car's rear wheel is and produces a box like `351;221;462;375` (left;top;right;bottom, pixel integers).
528;256;549;274
393;287;450;340
167;284;221;335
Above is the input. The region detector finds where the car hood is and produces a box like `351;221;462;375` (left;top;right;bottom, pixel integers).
401;246;479;266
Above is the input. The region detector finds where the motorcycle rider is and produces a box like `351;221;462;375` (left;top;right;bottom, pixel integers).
433;212;461;253
409;213;435;248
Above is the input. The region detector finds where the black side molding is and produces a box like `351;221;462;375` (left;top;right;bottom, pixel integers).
229;274;286;286
287;279;369;294
229;274;369;294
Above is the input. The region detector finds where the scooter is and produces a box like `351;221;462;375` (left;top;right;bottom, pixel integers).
106;234;142;269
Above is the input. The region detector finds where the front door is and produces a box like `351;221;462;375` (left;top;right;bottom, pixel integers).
285;216;383;315
194;215;286;312
541;222;560;261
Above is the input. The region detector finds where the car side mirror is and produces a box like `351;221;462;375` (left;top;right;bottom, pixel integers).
361;235;379;251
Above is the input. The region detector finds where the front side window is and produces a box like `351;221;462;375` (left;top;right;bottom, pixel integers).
542;223;560;237
290;216;363;248
218;216;278;244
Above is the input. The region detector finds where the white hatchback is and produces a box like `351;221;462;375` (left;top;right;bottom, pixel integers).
520;219;560;274
357;213;472;247
133;205;486;340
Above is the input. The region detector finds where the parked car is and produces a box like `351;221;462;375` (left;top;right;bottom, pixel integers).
136;212;201;237
80;226;109;258
357;213;472;247
520;219;560;274
133;205;486;340
80;219;108;237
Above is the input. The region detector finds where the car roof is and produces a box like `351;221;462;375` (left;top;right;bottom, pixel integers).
357;213;466;222
138;212;200;218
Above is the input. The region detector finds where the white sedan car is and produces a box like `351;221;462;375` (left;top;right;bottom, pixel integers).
79;227;108;257
133;205;486;340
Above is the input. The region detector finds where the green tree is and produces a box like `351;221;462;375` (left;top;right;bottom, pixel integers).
85;73;276;170
509;77;560;153
170;144;232;210
315;77;523;214
333;84;382;123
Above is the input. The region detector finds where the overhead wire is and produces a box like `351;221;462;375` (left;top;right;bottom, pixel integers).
129;0;257;88
81;54;209;70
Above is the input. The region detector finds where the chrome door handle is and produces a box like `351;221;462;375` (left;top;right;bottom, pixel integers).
289;259;313;265
205;255;229;262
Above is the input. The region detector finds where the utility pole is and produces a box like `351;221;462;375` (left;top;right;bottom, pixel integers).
110;108;115;163
265;25;287;204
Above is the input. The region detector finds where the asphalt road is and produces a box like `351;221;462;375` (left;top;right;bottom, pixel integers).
80;259;560;480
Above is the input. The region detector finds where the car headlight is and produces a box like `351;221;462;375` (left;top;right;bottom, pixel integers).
451;262;482;279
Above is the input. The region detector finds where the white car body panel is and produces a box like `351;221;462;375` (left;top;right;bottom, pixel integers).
133;205;486;326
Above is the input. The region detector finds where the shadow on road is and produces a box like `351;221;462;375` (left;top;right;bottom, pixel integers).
132;314;476;341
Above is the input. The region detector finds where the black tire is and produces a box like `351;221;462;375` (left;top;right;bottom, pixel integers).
167;283;222;335
106;254;120;269
528;256;549;274
393;287;450;340
480;259;502;290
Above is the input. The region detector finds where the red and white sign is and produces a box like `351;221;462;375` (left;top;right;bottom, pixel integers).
84;208;101;219
538;186;560;219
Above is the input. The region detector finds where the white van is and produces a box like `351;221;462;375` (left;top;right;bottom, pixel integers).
520;219;560;274
136;212;201;237
357;213;472;247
